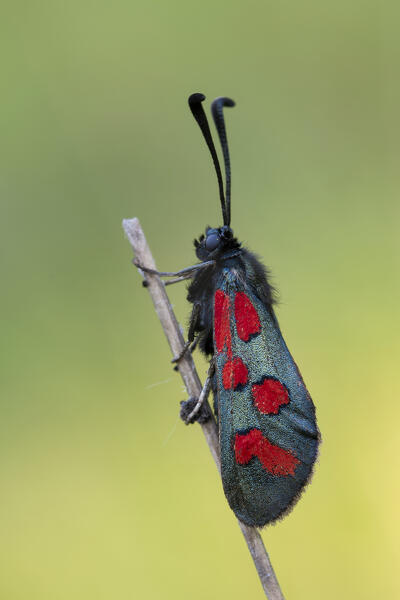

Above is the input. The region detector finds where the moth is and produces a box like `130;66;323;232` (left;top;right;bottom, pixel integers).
141;93;320;527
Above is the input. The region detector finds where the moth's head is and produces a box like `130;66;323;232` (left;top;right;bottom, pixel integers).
194;225;240;260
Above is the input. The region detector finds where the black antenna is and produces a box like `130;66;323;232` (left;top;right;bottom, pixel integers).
188;93;228;226
211;97;235;226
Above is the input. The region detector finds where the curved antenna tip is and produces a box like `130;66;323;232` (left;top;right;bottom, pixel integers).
188;92;206;106
212;96;236;109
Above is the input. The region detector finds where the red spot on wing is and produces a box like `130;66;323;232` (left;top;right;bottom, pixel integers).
252;378;290;414
214;290;232;357
235;429;300;476
222;357;248;390
234;292;261;342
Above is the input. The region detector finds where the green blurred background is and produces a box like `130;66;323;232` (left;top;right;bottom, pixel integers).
1;1;399;598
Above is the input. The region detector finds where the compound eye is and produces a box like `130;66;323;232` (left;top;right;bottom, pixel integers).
205;233;220;251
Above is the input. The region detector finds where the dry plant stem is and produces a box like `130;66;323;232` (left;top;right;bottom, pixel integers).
123;217;285;600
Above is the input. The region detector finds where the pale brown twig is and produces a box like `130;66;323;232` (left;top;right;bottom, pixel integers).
123;217;285;600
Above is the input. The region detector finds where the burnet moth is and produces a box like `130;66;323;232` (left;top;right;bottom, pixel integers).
142;93;320;527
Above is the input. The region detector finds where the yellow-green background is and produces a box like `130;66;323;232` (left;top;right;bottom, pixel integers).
1;1;399;598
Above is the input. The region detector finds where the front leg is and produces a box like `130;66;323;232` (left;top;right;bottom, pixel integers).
134;258;215;284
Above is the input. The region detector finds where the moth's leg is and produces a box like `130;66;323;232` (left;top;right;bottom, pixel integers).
172;338;199;372
171;303;201;366
143;273;194;288
142;274;192;288
164;275;192;286
171;339;192;366
134;258;215;280
180;360;215;425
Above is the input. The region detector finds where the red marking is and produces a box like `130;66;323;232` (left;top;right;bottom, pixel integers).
214;290;232;357
235;429;300;476
222;357;248;390
252;378;290;414
234;292;261;341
